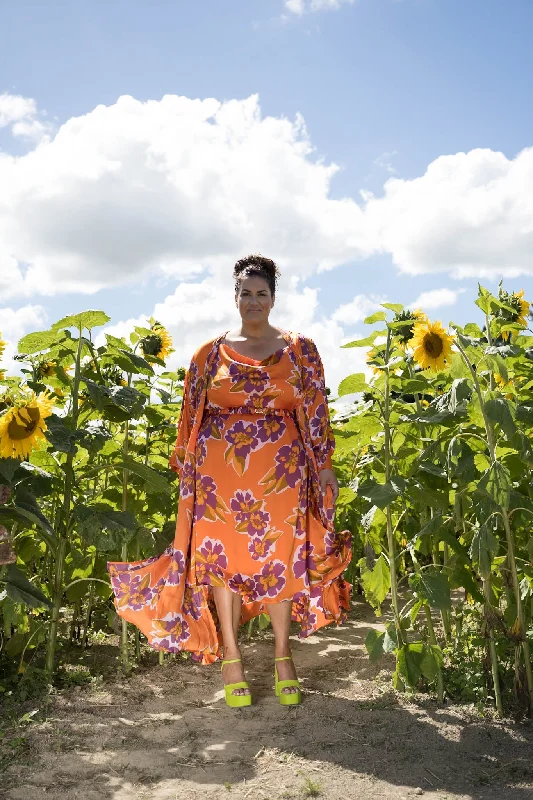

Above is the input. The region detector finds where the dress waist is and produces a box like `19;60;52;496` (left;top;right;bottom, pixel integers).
204;405;296;418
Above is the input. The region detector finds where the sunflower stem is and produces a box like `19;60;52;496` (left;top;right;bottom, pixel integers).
383;328;404;647
45;329;84;683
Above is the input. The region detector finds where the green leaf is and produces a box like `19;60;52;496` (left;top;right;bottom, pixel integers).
51;310;111;331
364;311;387;324
3;565;52;609
515;403;533;426
0;458;21;483
478;461;511;509
397;643;424;686
357;477;407;509
17;329;62;355
365;629;385;663
485;397;516;440
340;330;384;348
470;523;499;579
44;415;78;455
359;554;390;613
113;349;154;376
381;302;404;313
115;457;171;494
338;373;367;397
409;567;451;611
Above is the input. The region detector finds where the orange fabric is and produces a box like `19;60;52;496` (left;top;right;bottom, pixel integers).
107;329;351;664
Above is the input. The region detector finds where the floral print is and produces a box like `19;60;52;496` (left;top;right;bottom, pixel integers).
108;329;351;664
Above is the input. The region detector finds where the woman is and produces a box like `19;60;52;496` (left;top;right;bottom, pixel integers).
107;254;351;707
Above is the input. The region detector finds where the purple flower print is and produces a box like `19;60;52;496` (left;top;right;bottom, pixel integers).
179;461;195;499
256;560;286;598
300;336;320;365
310;402;328;442
228;573;258;600
256;415;287;444
325;529;350;559
275;440;306;488
224;420;260;460
230;490;270;535
151;612;191;649
298;610;318;638
182;585;203;620
292;541;316;580
167;549;186;585
228;362;270;394
195;438;207;467
110;571;162;611
195;537;228;584
248;535;276;562
194;474;218;521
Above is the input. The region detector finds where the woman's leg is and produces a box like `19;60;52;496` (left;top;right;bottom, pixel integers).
211;586;250;696
268;600;299;694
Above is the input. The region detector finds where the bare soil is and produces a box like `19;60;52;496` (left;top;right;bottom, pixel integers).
2;599;533;800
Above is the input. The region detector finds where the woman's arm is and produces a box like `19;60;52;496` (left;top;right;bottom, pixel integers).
299;335;335;472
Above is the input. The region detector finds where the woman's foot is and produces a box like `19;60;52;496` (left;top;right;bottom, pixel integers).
275;655;299;695
221;655;251;697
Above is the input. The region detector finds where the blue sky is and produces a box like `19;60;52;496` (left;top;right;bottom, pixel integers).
1;0;532;389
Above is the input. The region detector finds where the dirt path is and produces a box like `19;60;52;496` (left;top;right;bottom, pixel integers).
2;600;533;800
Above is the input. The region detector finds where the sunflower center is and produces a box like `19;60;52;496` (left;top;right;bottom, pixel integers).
423;332;444;358
7;407;40;440
142;333;163;356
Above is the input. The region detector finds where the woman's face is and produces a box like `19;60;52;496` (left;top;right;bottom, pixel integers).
235;275;274;323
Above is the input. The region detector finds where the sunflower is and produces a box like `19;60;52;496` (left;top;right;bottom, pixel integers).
411;319;454;372
140;323;173;361
366;346;386;375
0;391;55;460
494;372;514;399
498;287;530;341
393;308;428;349
0;333;6;361
36;360;57;380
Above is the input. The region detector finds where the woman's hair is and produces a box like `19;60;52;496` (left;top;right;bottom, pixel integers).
233;254;281;297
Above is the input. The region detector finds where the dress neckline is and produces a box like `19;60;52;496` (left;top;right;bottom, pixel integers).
219;329;292;365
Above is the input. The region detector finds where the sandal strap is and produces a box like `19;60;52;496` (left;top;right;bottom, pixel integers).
221;658;242;666
276;678;301;690
225;681;250;691
274;656;293;662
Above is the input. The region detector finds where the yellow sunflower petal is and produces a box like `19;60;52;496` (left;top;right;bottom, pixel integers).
411;319;454;372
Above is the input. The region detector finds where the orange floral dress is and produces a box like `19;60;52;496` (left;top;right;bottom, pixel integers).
107;329;351;664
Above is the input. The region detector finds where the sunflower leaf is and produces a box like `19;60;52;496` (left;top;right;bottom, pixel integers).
381;302;404;313
3;565;52;609
338;373;367;396
485;397;516;441
470;523;499;579
51;311;111;332
409;567;451;610
365;629;385;662
478;461;511;509
17;330;64;355
364;311;388;325
340;330;386;348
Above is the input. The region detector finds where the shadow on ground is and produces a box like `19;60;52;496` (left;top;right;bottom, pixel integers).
2;600;533;800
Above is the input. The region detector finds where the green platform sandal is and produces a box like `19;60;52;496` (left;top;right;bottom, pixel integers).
221;658;252;708
274;656;302;705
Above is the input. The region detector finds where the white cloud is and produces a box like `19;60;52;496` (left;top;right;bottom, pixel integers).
2;94;533;301
0;305;48;378
374;150;398;175
0;92;52;141
365;147;533;278
410;287;465;311
284;0;355;14
331;293;385;326
100;276;368;397
0;93;372;300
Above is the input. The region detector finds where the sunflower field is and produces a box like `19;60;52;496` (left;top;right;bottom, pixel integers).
1;284;533;717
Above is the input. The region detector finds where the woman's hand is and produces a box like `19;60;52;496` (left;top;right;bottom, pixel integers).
319;468;339;504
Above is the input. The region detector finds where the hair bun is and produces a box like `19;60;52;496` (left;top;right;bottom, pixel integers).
233;254;281;296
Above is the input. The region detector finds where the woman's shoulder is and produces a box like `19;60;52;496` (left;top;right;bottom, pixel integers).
189;333;224;364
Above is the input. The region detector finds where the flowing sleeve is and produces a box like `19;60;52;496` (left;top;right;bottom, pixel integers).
299;335;335;472
168;356;201;477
